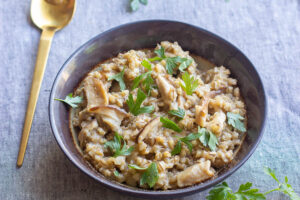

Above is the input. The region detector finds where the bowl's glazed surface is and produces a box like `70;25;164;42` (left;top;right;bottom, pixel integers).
49;20;266;198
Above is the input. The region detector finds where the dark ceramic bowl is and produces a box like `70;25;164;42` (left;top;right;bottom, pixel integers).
49;20;266;199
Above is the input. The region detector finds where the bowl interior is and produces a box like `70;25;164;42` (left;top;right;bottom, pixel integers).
49;20;266;198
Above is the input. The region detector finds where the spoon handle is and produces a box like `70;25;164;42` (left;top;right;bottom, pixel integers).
17;29;55;167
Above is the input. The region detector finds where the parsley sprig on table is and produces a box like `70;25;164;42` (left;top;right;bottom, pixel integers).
207;182;265;200
108;68;126;91
264;167;300;200
130;0;148;11
126;88;154;116
227;112;246;132
168;108;185;120
180;71;199;95
104;132;134;157
129;162;159;188
160;117;182;133
206;167;300;200
54;93;83;108
149;47;193;74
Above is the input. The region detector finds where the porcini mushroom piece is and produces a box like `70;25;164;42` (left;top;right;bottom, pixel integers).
84;76;108;109
156;75;177;108
206;111;226;136
177;161;214;187
137;117;160;154
89;105;128;132
195;94;210;127
195;90;224;127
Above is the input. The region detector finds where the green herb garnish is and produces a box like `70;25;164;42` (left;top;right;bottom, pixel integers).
160;117;182;133
128;162;159;188
104;132;134;157
198;127;218;151
168;108;185;120
114;170;120;177
227;112;246;132
132;72;151;90
171;132;202;155
206;182;265;200
178;58;192;72
130;0;148;11
54;93;83;108
141;59;152;71
206;167;300;200
149;47;192;74
264;167;300;200
154;47;166;58
108;68;126;91
165;57;182;74
127;88;154;116
180;71;199;95
128;164;147;170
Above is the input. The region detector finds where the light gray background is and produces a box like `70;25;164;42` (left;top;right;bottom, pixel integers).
0;0;299;199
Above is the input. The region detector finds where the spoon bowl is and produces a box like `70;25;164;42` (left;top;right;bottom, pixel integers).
31;0;76;30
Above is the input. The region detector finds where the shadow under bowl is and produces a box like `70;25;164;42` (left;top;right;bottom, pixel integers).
49;20;267;199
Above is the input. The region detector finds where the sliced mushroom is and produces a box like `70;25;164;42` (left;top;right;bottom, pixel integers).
195;94;210;127
156;75;177;108
195;89;225;127
206;111;226;136
177;161;214;188
137;117;160;154
84;75;108;110
89;105;128;132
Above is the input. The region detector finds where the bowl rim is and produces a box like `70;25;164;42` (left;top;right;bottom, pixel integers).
49;19;267;198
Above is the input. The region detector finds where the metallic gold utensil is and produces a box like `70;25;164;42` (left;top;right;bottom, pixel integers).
17;0;76;167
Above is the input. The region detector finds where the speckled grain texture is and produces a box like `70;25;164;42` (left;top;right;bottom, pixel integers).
0;0;299;199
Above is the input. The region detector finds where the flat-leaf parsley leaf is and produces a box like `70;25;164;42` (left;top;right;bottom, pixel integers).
54;93;83;108
171;132;202;155
168;108;185;120
180;71;199;95
198;127;218;151
130;0;148;11
227;112;246;132
160;117;182;133
127;89;154;116
104;132;134;157
108;68;126;91
264;167;300;200
129;163;159;188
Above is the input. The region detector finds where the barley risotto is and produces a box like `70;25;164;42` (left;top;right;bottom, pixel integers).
70;41;247;190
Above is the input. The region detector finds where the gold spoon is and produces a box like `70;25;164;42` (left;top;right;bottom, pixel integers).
17;0;76;167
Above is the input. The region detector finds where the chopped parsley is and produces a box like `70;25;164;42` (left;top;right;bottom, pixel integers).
108;68;126;91
160;117;182;133
126;88;154;116
198;127;218;151
129;163;159;188
227;112;246;132
54;93;83;108
149;46;192;74
104;132;134;157
180;71;199;95
130;0;148;11
168;108;185;120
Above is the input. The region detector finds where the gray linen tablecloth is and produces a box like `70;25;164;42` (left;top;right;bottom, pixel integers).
0;0;299;199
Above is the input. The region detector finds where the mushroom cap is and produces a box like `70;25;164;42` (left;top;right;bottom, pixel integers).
88;105;128;132
84;76;108;110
